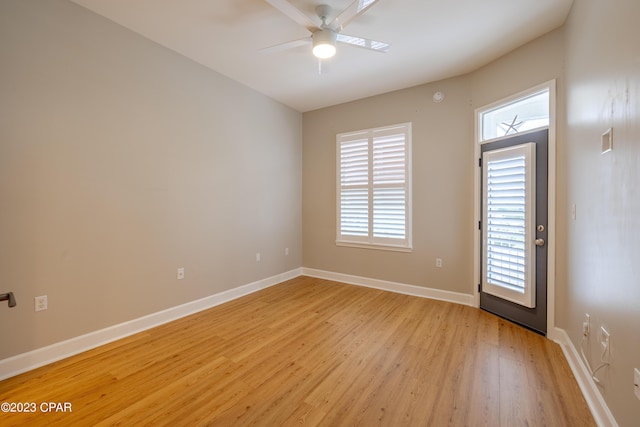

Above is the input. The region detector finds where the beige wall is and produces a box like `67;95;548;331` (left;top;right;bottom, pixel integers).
0;0;302;359
303;77;475;293
562;0;640;425
470;28;564;110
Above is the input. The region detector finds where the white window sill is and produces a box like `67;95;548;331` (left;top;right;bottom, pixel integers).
336;241;413;253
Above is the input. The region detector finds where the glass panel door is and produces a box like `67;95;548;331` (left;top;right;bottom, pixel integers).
479;129;548;334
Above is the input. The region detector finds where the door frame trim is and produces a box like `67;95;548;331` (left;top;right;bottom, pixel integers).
473;80;557;338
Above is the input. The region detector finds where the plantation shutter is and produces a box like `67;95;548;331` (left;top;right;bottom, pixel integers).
339;135;369;237
372;130;407;240
482;142;536;308
337;123;411;250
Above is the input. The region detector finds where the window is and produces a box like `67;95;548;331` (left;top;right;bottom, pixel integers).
336;123;412;251
479;88;549;142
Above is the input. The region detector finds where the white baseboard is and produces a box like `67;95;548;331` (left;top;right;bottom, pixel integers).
0;268;302;381
551;327;618;427
301;267;475;306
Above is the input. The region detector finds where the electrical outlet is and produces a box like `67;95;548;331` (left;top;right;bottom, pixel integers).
634;368;640;400
177;267;185;280
600;326;610;352
35;295;48;312
583;313;591;335
436;258;443;268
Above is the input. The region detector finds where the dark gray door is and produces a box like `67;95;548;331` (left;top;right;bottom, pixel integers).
480;129;548;334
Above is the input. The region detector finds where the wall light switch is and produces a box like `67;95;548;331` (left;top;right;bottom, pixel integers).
177;268;185;280
634;368;640;400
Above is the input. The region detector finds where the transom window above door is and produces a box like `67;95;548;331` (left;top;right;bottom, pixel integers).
478;88;550;142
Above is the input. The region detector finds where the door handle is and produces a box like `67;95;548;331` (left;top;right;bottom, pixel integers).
0;292;16;308
535;238;545;247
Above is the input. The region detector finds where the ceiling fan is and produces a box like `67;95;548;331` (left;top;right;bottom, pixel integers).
262;0;390;61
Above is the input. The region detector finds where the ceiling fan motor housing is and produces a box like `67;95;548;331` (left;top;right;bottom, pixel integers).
312;28;337;58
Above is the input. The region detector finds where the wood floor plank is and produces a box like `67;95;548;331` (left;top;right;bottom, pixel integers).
0;276;595;426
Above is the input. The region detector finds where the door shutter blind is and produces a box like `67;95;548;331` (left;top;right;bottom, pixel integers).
485;155;527;290
482;142;536;308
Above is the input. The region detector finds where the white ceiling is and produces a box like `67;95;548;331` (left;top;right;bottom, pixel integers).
70;0;573;112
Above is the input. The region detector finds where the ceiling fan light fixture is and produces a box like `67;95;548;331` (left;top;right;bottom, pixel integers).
312;28;337;59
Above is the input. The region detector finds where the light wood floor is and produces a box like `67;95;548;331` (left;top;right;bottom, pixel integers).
1;276;594;426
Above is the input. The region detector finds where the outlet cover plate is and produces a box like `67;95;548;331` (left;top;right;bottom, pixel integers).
35;295;48;312
634;368;640;400
177;268;185;280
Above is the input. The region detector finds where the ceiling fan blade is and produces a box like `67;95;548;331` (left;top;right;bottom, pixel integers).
329;0;380;31
264;0;318;31
259;37;310;55
336;33;390;52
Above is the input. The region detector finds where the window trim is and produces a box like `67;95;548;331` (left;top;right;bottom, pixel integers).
336;122;412;252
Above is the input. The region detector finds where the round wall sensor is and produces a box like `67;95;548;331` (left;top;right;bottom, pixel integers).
433;91;445;103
